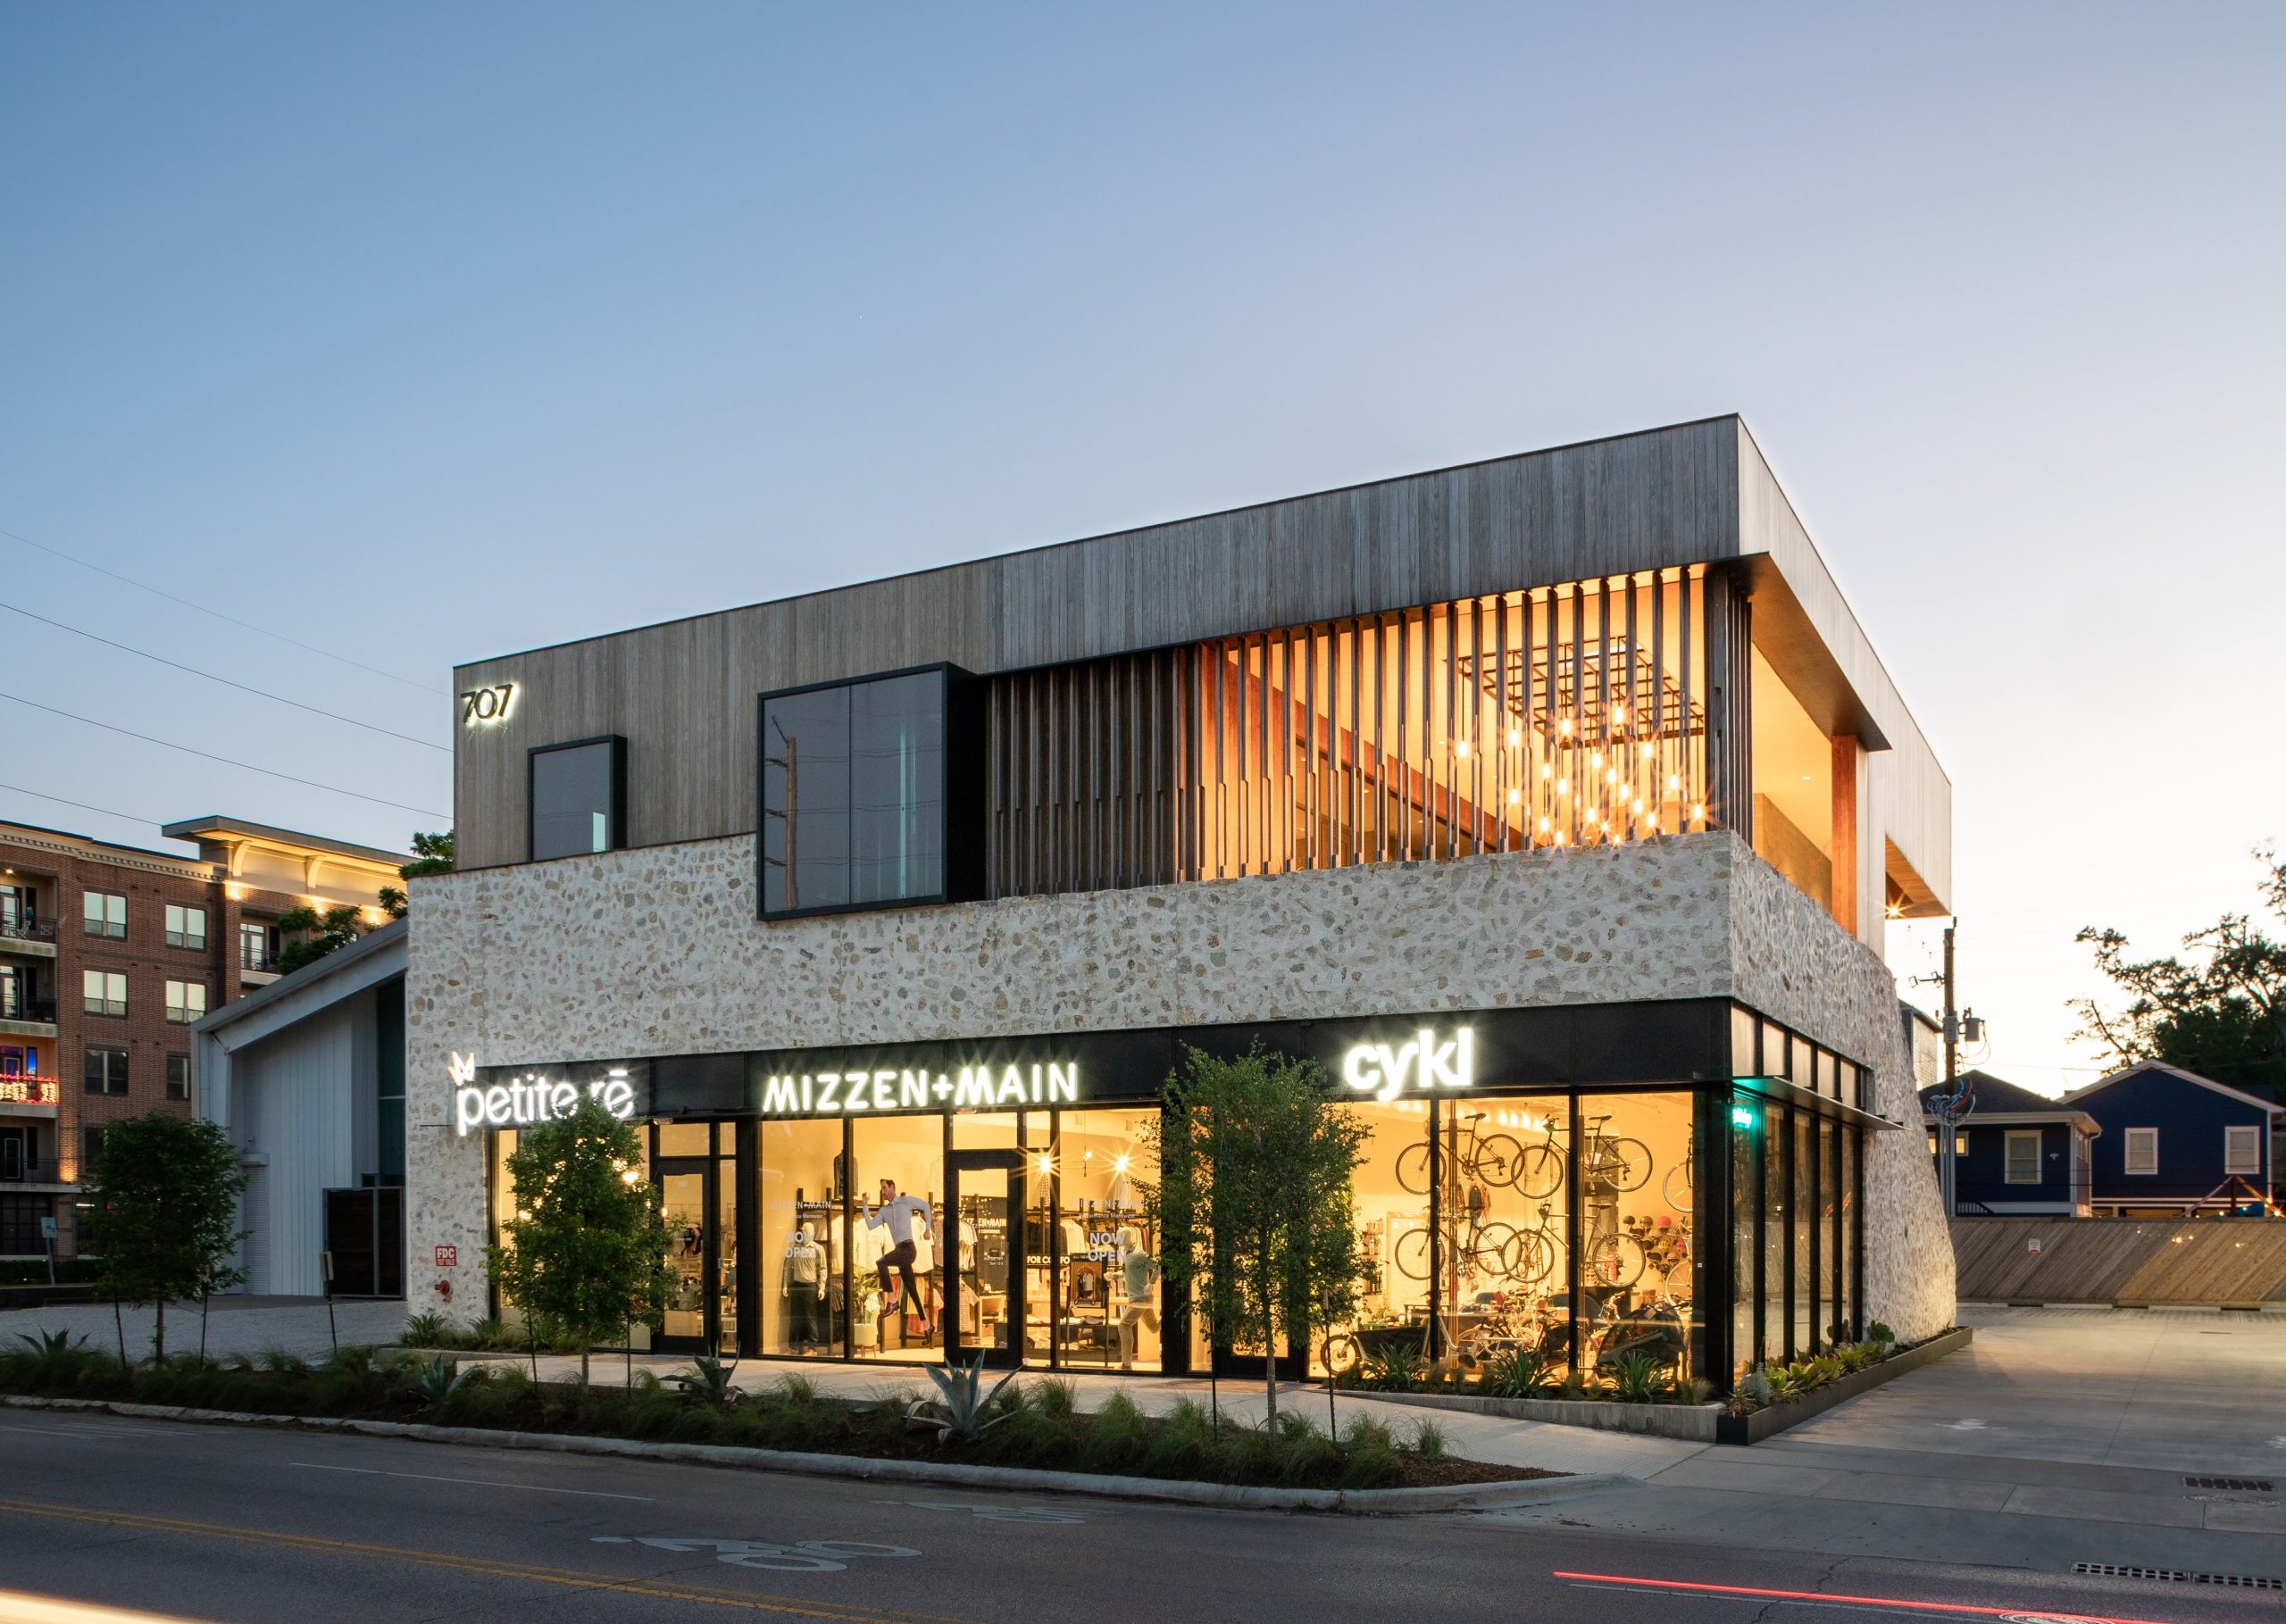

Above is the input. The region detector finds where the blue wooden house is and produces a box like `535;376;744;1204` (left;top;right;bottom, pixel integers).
1919;1070;2098;1216
2060;1062;2281;1216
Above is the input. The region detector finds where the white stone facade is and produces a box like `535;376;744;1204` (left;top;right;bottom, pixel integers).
405;829;1954;1342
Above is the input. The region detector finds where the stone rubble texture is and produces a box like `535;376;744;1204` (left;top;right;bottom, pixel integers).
406;829;1955;1344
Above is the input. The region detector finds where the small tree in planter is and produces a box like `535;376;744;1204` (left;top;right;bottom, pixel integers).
84;1113;247;1363
1142;1044;1369;1424
488;1098;673;1385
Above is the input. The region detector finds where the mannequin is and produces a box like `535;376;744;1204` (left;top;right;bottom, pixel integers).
782;1222;825;1353
864;1178;936;1340
1116;1228;1159;1370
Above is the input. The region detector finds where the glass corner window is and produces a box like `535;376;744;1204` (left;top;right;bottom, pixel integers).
760;668;957;917
530;737;627;862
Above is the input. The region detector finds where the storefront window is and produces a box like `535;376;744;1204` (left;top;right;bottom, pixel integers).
1053;1108;1159;1370
1573;1092;1697;1380
1319;1099;1434;1377
1791;1110;1814;1357
1762;1103;1786;1364
852;1116;945;1363
758;1119;844;1358
488;1128;522;1332
661;1168;709;1342
1840;1127;1859;1341
1731;1101;1756;1377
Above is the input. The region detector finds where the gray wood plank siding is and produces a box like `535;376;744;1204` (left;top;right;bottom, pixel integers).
453;414;1946;905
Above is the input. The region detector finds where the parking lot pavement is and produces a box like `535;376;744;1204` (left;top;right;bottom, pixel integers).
1485;1304;2286;1572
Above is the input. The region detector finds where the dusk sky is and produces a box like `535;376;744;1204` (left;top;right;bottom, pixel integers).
4;3;2281;1093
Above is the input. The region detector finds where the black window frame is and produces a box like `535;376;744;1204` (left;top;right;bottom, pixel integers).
163;979;207;1026
526;735;629;863
164;904;208;952
83;1045;128;1096
165;1052;192;1103
82;890;126;939
755;663;982;921
239;920;279;972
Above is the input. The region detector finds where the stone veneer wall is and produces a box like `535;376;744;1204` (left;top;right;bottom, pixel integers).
405;828;1953;1341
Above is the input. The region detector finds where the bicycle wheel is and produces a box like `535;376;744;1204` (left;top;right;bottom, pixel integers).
1512;1228;1556;1288
1601;1137;1653;1193
1514;1141;1564;1199
1588;1233;1647;1289
1320;1331;1362;1377
1395;1140;1433;1195
1472;1133;1529;1189
1473;1222;1523;1277
1392;1226;1431;1280
1663;1160;1693;1212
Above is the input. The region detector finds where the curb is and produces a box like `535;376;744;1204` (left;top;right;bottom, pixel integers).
0;1395;1620;1515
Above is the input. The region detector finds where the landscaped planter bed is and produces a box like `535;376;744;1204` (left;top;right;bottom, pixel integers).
1353;1328;1975;1445
0;1339;1557;1495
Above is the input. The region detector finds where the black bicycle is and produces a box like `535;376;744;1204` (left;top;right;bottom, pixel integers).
1397;1110;1527;1194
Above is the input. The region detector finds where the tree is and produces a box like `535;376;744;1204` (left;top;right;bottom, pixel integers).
84;1113;247;1363
273;904;373;975
2074;846;2286;1105
1141;1044;1369;1423
487;1097;673;1384
380;829;455;920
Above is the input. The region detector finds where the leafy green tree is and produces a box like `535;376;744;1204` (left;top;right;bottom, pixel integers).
487;1097;673;1384
85;1113;247;1362
380;829;455;920
1141;1045;1369;1422
272;904;373;975
2074;847;2286;1104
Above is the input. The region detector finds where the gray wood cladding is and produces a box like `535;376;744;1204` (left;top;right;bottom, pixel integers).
452;414;1943;902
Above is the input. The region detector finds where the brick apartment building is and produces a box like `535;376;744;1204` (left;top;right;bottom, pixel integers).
0;815;405;1259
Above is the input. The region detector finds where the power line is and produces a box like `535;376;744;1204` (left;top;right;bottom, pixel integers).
0;599;449;753
0;780;163;831
0;523;446;696
0;688;447;819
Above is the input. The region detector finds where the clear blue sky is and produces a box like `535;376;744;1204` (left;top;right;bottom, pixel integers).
4;3;2282;1089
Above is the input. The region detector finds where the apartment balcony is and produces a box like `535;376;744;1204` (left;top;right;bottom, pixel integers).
0;1072;60;1120
0;1000;57;1040
0;919;57;961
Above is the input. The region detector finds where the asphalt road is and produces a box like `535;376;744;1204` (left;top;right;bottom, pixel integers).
0;1412;2280;1624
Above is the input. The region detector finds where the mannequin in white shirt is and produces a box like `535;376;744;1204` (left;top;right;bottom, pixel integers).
864;1178;936;1338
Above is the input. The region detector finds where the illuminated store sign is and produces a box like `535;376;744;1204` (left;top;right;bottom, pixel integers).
451;1051;639;1136
1341;1027;1475;1103
757;1060;1080;1119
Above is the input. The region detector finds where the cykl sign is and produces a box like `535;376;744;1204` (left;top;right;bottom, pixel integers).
1340;1027;1476;1103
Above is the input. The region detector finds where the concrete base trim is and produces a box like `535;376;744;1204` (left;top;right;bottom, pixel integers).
1715;1327;1975;1445
1340;1389;1721;1441
0;1394;1620;1515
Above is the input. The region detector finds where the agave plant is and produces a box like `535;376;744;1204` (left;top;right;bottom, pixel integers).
906;1354;1019;1444
415;1354;478;1404
15;1328;88;1360
666;1352;742;1407
1481;1345;1558;1400
1606;1351;1664;1404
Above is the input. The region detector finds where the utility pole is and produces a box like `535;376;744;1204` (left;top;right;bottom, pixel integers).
1937;920;1958;1215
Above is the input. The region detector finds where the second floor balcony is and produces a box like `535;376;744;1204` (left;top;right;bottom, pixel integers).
0;916;57;960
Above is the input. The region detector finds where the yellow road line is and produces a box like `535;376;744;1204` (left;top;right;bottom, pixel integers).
0;1496;983;1624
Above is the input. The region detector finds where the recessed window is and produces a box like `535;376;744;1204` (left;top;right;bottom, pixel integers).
240;920;278;972
2123;1127;2158;1176
2005;1129;2040;1184
163;980;207;1025
165;1054;191;1103
81;892;125;939
83;1047;128;1096
164;904;207;951
760;669;969;917
2223;1125;2259;1177
530;737;626;862
81;970;127;1018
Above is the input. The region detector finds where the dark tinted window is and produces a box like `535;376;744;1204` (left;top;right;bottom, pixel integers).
530;739;623;862
761;686;851;911
850;673;945;904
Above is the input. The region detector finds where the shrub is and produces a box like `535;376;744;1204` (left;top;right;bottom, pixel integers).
1143;1397;1217;1479
402;1312;448;1347
1481;1345;1558;1400
1079;1391;1150;1476
664;1353;741;1408
1865;1320;1895;1345
1406;1418;1449;1463
257;1348;310;1377
1360;1345;1423;1392
907;1355;1018;1445
1606;1353;1664;1405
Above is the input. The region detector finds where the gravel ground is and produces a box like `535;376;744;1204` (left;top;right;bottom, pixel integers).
0;1295;405;1362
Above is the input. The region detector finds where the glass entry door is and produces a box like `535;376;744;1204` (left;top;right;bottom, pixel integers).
657;1159;724;1353
946;1151;1023;1369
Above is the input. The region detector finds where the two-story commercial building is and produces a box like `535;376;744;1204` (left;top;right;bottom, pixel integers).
405;415;1957;1389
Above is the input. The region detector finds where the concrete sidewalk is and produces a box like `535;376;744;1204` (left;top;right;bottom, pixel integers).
0;1296;406;1362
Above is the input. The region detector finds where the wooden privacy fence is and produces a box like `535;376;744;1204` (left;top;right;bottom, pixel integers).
1950;1218;2286;1307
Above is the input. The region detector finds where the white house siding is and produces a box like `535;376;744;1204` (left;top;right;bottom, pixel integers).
405;828;1955;1342
229;1000;362;1296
